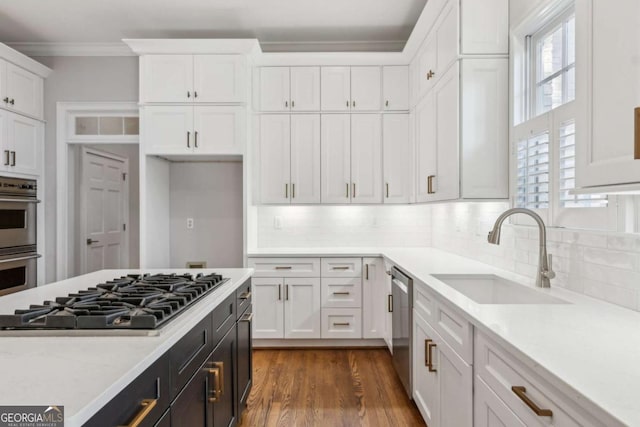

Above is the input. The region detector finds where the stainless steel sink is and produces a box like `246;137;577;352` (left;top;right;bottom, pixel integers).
432;274;569;305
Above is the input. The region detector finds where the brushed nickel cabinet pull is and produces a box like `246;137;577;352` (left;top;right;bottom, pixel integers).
292;183;295;199
346;182;349;198
275;266;292;270
427;341;437;372
187;131;191;148
118;398;157;427
278;284;282;300
194;131;198;148
239;291;252;300
386;183;389;198
365;263;369;280
285;284;289;301
511;386;553;417
3;150;9;166
285;183;288;199
352;183;356;198
427;175;435;194
388;294;393;312
332;291;350;295
240;312;254;322
10;151;15;167
332;266;350;270
333;322;350;326
424;339;432;367
634;107;640;159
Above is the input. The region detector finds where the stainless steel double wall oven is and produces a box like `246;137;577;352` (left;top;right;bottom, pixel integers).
0;176;39;296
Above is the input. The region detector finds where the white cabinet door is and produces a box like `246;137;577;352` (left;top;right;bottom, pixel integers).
384;271;392;352
194;106;244;154
290;114;321;204
321;114;351;203
321;67;351;111
413;312;439;426
141;55;193;103
475;377;526;427
259;115;291;204
383;66;409;111
143;106;193;154
460;0;508;55
284;277;321;339
383;114;410;203
193;55;245;103
437;329;473;427
252;278;285;339
259;67;290;112
7;113;40;175
432;63;460;202
415;90;436;203
576;0;640;187
290;67;321;111
362;257;386;339
0;60;6;105
435;2;459;80
351;67;381;111
351;114;382;203
461;59;508;199
417;33;437;100
5;63;42;119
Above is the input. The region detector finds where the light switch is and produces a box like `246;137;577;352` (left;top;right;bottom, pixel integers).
187;218;194;229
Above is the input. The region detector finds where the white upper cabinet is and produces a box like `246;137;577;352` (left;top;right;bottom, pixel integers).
143;106;193;154
258;67;290;112
321;67;351;111
3;112;41;176
290;114;321;203
193;106;244;154
351;114;382;203
383;66;409;111
141;54;245;103
576;0;640;188
383;114;411;203
4;62;42;119
416;89;437;203
321;114;351;203
290;67;321;111
351;67;381;111
460;0;509;55
259;115;291;204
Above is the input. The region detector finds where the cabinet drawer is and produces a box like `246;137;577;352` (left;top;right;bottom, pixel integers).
321;277;362;308
413;280;437;323
433;299;473;364
236;278;252;319
474;376;525;427
321;308;362;338
475;332;608;427
321;257;362;277
248;257;320;277
87;353;170;427
169;314;213;399
212;291;236;345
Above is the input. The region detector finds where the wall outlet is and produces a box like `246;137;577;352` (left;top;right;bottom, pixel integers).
187;218;194;229
274;216;283;229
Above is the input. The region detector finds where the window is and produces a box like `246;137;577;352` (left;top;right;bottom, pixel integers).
516;130;549;209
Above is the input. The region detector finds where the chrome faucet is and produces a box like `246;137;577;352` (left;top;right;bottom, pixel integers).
487;208;555;288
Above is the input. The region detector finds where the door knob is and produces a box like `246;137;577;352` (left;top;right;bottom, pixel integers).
86;238;100;245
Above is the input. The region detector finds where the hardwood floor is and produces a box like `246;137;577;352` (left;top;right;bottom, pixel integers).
240;348;426;427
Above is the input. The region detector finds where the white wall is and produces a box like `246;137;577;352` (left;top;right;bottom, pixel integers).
38;56;139;282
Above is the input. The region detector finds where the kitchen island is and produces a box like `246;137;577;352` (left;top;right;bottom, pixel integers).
0;268;253;427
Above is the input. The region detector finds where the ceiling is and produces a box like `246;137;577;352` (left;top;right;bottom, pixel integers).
0;0;427;52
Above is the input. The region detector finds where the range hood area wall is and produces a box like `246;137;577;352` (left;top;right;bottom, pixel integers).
145;157;243;269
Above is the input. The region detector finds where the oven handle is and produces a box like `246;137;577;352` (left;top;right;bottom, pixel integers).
0;254;41;264
0;198;40;203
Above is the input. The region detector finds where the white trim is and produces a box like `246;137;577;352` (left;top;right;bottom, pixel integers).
260;40;406;53
0;43;52;77
56;102;138;280
124;39;262;55
7;42;135;58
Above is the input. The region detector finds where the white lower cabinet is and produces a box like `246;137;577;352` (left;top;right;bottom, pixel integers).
321;308;362;339
362;257;387;339
474;376;525;427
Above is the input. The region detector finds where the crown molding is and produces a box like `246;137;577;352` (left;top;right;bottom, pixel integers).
259;40;406;53
123;39;261;55
6;42;136;57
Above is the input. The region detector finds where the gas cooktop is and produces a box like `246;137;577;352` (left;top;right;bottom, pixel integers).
0;273;229;335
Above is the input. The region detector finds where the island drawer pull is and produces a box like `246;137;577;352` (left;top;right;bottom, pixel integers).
208;366;221;402
275;266;292;270
240;312;254;322
511;386;553;417
239;291;252;300
119;398;157;427
332;291;350;295
332;266;350;270
333;322;350;326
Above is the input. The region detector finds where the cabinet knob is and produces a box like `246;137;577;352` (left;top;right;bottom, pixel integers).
9;99;14;105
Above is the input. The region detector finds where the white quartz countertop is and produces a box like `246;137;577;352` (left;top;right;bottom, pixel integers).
247;246;390;257
0;268;253;427
249;247;640;426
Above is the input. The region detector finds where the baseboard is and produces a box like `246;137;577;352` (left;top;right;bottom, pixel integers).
253;338;387;349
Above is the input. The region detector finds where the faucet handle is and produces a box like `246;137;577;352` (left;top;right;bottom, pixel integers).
544;254;556;279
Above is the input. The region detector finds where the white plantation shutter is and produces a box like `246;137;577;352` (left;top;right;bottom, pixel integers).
516;131;550;209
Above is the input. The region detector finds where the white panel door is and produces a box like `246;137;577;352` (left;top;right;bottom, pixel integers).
259;67;290;112
433;63;460;202
475;378;526;427
383;66;410;111
415;91;436;202
252;278;285;339
284;277;321;339
290;67;321;111
290;114;321;203
142;55;193;103
383;114;410;203
362;257;386;339
321;67;351;111
351;67;381;111
413;312;439;426
5;63;41;119
321;114;351;203
351;114;382;203
194;106;244;154
259;115;291;204
143;106;193;154
7;113;40;175
576;0;640;187
461;0;509;55
193;55;245;103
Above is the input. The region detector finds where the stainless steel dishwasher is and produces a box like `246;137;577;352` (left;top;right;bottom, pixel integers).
391;266;413;398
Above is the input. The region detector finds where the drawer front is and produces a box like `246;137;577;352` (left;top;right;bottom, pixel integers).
169;314;213;399
212;291;236;345
248;257;320;277
87;353;170;427
236;278;252;319
321;277;362;308
414;280;436;323
475;332;605;427
433;299;473;364
321;308;362;338
321;257;362;277
474;376;526;427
